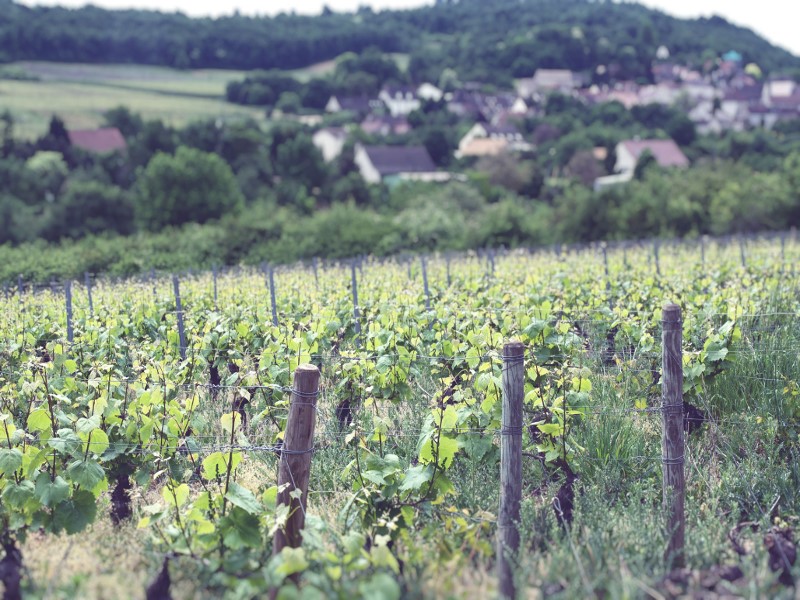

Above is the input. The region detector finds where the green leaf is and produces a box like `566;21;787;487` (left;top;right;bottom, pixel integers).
48;430;82;455
35;473;70;507
358;573;401;600
53;490;97;534
221;507;261;549
275;547;309;577
27;409;51;432
705;347;728;362
67;459;105;489
202;451;242;480
0;448;23;475
82;429;110;456
2;480;35;508
400;464;433;492
76;415;101;435
225;481;263;515
437;436;459;468
162;483;190;507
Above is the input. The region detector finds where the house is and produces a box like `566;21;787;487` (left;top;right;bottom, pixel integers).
416;83;443;102
67;127;127;153
354;144;447;184
312;127;348;162
325;95;382;116
360;114;411;136
378;86;421;116
529;69;581;95
456;123;531;158
762;79;797;107
594;139;688;190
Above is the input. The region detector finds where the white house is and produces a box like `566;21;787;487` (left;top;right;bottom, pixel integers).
312;127;348;163
354;144;447;184
456;123;531;158
378;86;421;117
416;83;443;102
594;139;689;190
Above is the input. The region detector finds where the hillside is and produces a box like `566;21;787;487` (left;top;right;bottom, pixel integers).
1;0;798;84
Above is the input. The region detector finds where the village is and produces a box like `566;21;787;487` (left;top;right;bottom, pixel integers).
305;48;800;189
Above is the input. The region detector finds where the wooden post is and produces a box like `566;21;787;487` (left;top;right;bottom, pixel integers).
312;257;319;286
268;266;278;327
700;236;705;267
212;264;218;308
421;256;431;311
84;272;93;318
65;281;73;344
654;241;661;277
661;303;685;569
273;364;321;554
739;237;746;268
498;340;525;599
351;260;361;339
172;276;187;361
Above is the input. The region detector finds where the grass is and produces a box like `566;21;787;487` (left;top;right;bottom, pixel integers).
1;62;265;139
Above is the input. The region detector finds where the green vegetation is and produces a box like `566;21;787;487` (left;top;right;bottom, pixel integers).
1;240;799;597
0;63;261;139
2;0;798;82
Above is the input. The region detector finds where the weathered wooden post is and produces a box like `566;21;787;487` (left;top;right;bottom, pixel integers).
661;303;685;569
268;266;278;327
65;281;73;344
739;237;746;268
273;364;321;555
351;260;361;341
421;256;431;311
212;264;218;308
84;272;93;318
172;276;187;361
653;240;661;277
498;341;525;599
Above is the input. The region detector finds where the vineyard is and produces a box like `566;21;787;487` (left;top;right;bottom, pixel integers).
1;236;800;599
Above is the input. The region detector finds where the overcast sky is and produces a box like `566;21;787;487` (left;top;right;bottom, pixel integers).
16;0;800;56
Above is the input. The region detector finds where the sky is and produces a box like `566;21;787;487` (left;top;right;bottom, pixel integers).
15;0;800;57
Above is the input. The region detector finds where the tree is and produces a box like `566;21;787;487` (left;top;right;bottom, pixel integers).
103;106;144;138
44;181;134;240
136;146;244;230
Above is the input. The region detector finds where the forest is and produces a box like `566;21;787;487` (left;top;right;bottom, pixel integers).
2;0;799;84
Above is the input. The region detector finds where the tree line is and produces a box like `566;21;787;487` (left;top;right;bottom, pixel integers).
1;0;798;84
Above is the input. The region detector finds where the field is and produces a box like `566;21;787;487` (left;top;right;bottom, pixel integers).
1;237;800;598
0;62;264;139
0;54;408;139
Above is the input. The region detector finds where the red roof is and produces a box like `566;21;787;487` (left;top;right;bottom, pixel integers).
67;128;127;153
620;139;689;168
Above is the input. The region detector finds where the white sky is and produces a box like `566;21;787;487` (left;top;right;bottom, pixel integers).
15;0;800;57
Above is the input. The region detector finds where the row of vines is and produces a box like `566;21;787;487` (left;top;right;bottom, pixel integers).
1;237;799;598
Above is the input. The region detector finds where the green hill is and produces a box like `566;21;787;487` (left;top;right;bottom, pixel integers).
0;0;798;84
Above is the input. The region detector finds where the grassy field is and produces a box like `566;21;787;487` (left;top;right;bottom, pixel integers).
0;62;263;138
0;53;410;138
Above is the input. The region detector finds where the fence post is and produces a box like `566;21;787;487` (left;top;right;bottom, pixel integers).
84;272;93;318
445;254;452;287
268;266;278;327
65;281;73;344
661;303;685;569
172;276;187;361
700;236;706;267
653;241;661;277
421;256;431;312
212;264;218;308
739;237;746;268
351;260;361;340
498;340;525;599
273;364;321;556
